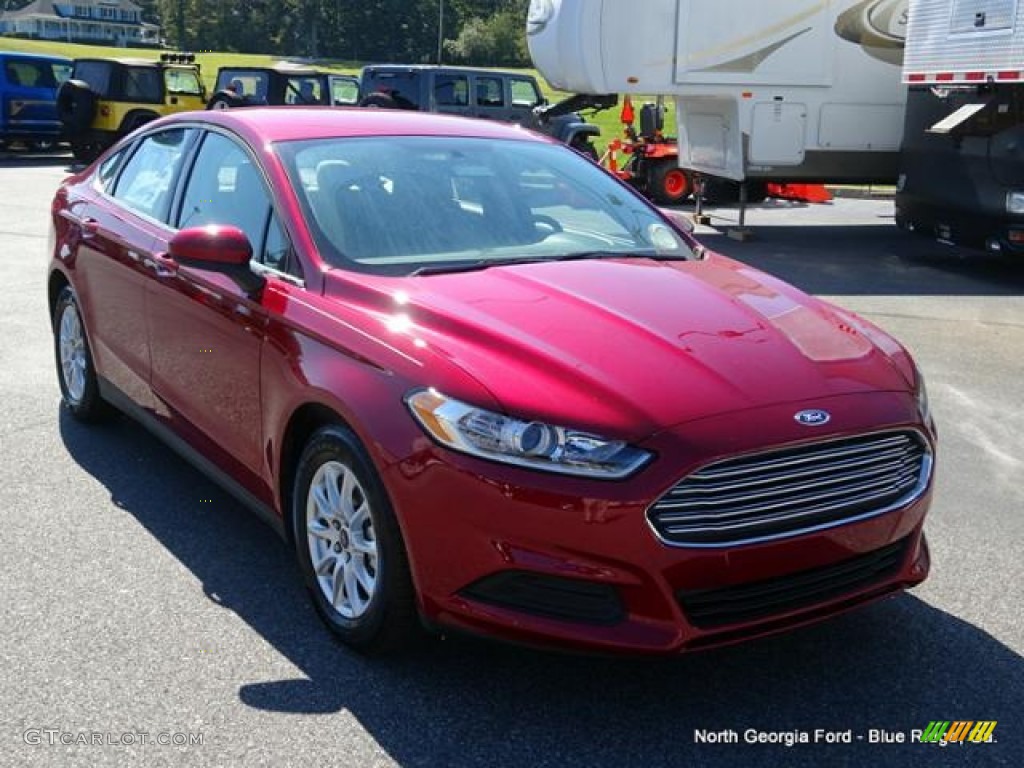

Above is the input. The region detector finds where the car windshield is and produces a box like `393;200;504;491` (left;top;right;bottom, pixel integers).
278;136;694;275
165;67;203;96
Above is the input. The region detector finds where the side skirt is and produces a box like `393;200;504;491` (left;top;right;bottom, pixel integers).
98;378;287;541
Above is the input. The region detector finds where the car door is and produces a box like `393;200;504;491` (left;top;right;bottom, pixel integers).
146;130;275;496
430;72;470;115
70;127;198;410
472;74;511;121
507;76;544;124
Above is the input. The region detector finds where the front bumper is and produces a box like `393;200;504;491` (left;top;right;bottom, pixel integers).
385;391;935;654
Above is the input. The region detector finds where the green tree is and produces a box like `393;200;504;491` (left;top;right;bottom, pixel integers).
444;6;529;66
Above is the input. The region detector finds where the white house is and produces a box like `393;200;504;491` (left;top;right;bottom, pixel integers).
0;1;159;47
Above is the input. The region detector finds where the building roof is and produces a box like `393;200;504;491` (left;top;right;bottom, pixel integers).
1;0;144;22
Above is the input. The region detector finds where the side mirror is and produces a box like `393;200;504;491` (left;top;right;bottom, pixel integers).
169;225;264;294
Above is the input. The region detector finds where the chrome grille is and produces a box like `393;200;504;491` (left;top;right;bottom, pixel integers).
648;431;930;547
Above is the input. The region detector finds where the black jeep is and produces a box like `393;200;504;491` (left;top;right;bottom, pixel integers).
208;65;360;109
358;64;611;156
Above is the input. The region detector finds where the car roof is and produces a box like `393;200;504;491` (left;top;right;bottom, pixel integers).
218;64;325;75
74;57;181;67
362;64;532;78
159;107;552;145
0;50;70;63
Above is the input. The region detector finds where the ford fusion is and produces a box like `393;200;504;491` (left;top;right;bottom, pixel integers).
48;109;935;654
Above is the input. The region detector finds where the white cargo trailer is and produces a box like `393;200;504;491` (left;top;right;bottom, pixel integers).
897;0;1024;252
527;0;909;182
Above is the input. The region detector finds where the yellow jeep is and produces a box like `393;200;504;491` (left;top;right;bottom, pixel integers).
57;54;206;164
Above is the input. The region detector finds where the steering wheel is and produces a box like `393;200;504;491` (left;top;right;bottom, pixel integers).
533;214;563;235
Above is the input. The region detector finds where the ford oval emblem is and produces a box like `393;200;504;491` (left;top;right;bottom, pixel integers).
795;409;831;426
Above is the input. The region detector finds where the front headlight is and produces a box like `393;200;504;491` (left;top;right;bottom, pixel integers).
1007;191;1024;215
406;389;652;479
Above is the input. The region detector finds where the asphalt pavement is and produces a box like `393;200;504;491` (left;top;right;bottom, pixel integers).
0;151;1021;767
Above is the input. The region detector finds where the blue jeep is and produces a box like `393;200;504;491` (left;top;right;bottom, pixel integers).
0;51;71;150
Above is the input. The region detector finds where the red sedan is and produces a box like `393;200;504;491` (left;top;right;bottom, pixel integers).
48;108;935;654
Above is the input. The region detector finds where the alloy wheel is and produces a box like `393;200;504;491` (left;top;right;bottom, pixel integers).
58;301;88;405
305;460;379;619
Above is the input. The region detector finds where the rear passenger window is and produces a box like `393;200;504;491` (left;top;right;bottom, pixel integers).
124;66;162;102
71;61;112;96
475;77;505;108
111;128;196;222
4;59;58;88
434;74;468;107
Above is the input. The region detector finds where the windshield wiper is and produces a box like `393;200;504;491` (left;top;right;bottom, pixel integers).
409;251;691;277
410;257;556;276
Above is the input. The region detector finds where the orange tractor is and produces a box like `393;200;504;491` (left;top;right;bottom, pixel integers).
602;96;692;205
602;96;832;207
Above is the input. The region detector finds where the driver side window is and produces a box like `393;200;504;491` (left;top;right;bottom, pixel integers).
177;132;300;278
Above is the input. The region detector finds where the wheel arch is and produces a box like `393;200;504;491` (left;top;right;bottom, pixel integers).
277;401;359;547
118;109;159;134
47;269;71;323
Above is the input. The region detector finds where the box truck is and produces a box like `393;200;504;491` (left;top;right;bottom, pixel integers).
896;0;1024;253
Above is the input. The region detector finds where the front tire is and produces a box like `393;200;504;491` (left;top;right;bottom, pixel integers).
292;425;420;654
53;285;108;422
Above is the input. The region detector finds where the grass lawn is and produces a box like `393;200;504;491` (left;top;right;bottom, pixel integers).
1;36;675;154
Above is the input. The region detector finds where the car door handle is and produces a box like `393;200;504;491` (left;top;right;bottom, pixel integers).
143;253;178;278
80;217;99;239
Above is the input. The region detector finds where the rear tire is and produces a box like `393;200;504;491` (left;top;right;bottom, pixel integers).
292;424;421;654
649;161;692;205
70;137;105;165
569;135;598;161
53;286;109;422
358;92;399;109
206;91;244;110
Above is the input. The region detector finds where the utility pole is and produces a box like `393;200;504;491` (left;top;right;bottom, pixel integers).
176;0;186;49
436;0;444;64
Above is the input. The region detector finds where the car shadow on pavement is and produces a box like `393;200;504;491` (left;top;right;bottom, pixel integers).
696;223;1024;298
59;407;1021;768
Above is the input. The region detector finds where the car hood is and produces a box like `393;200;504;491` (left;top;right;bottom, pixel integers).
328;254;912;439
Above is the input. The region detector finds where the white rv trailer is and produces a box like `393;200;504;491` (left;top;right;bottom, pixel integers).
527;0;909;183
896;0;1024;252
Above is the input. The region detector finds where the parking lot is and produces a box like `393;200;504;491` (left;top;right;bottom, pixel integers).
1;152;1021;767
